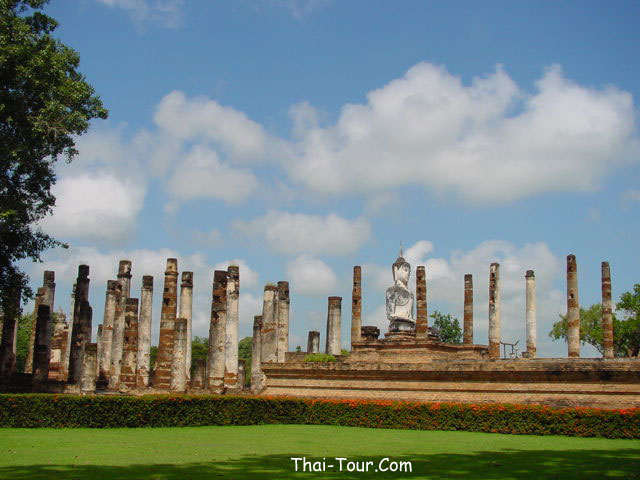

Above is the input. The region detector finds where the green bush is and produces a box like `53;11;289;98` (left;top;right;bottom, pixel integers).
0;395;638;438
303;353;336;362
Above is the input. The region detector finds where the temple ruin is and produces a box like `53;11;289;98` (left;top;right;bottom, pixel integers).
0;251;638;409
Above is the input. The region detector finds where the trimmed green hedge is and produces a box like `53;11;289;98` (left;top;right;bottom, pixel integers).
0;394;638;438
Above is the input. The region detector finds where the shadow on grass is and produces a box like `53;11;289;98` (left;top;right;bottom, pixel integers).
1;448;639;480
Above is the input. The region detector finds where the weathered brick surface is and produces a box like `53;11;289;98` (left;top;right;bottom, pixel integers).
351;266;362;344
119;298;139;390
153;259;178;389
415;266;428;338
463;274;473;344
567;255;580;357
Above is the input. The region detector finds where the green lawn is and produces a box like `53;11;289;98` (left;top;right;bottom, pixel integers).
0;425;638;479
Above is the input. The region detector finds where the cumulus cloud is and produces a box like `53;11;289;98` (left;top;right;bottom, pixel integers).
284;63;638;202
40;173;145;244
95;0;185;28
233;211;371;255
286;254;339;296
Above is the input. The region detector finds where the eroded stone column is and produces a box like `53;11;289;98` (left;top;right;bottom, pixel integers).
206;270;227;392
153;258;179;389
68;265;92;385
179;272;193;381
488;263;501;359
225;266;239;387
25;287;44;374
276;281;290;363
416;266;428;339
32;304;52;384
42;271;55;363
325;296;342;356
137;275;153;388
237;360;245;390
260;285;277;363
48;312;69;381
171;317;188;392
250;315;264;393
191;359;205;389
119;298;139;390
96;325;103;378
117;260;132;299
63;284;75;380
80;343;97;393
567;254;580;358
463;274;473;344
602;261;614;359
525;270;537;358
108;283;125;389
98;280;117;382
351;266;362;345
307;331;320;353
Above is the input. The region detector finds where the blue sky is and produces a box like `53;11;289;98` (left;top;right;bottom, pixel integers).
23;0;640;357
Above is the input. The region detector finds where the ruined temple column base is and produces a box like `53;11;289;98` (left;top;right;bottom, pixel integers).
388;319;416;333
384;330;416;342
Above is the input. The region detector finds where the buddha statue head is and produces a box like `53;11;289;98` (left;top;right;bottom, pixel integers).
392;251;411;288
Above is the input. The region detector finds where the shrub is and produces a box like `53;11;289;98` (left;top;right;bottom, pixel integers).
303;354;336;363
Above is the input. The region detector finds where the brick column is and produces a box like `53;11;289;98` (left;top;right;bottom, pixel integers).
98;280;118;382
171;317;188;392
117;260;132;299
63;284;75;380
80;343;97;393
153;258;179;389
351;266;362;345
463;274;473;344
276;281;290;363
32;304;52;384
601;261;614;359
179;272;193;381
250;315;264;393
325;296;342;356
25;287;44;374
566;255;580;358
137;275;153;388
191;359;205;389
307;331;320;353
119;298;139;390
42;271;55;363
207;270;227;392
108;282;125;389
48;313;69;381
237;360;246;390
525;270;537;358
260;285;278;363
415;266;428;339
224;266;239;387
69;265;92;385
488;263;500;359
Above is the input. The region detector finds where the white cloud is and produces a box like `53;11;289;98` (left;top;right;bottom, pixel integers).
40;173;145;244
286;254;338;296
234;211;371;255
284;63;638;202
191;228;223;248
166;144;258;204
259;0;331;19
621;188;640;203
95;0;184;28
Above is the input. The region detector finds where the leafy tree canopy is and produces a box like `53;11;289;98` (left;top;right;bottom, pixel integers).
430;310;462;344
1;0;107;315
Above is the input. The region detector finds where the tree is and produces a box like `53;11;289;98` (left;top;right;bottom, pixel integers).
238;336;252;386
1;0;108;315
549;284;640;357
191;336;208;372
430;310;462;344
15;313;31;372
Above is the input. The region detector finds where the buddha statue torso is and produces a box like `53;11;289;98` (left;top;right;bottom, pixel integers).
385;252;415;332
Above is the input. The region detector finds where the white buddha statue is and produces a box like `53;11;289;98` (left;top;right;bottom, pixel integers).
385;249;416;332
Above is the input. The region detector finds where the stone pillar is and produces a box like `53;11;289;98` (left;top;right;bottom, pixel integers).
191;359;205;389
237;360;246;390
525;270;537;358
48;312;69;381
307;331;320;353
463;274;473;344
351;266;362;345
96;325;103;378
325;296;342;356
171;317;188;392
63;284;75;380
488;263;501;359
68;265;92;385
25;287;44;374
602;261;614;359
98;280;117;382
250;315;264;393
415;266;428;339
42;271;55;362
224;266;239;387
566;254;580;358
136;275;153;388
80;343;97;393
117;260;132;299
32;304;52;384
260;285;278;363
179;272;193;381
206;270;227;392
108;282;125;389
0;287;20;382
119;298;139;390
276;281;290;363
153;258;179;389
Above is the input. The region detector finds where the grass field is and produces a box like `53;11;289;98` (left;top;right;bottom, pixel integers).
1;425;639;479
